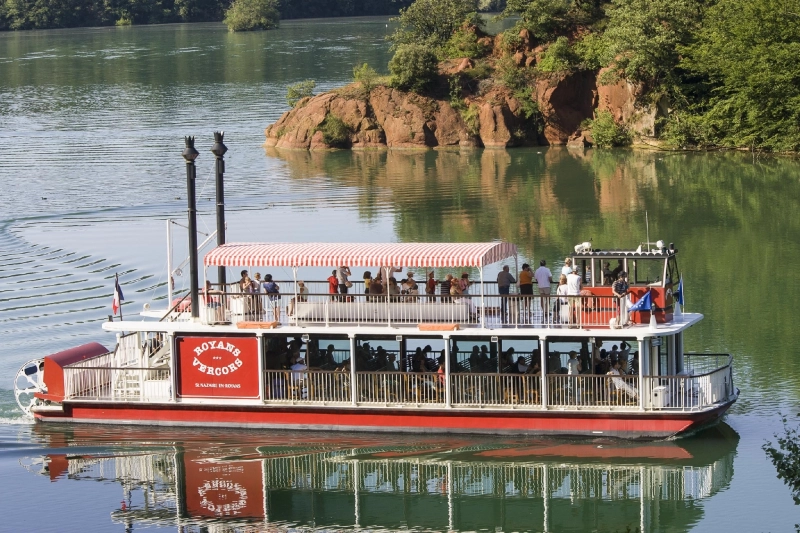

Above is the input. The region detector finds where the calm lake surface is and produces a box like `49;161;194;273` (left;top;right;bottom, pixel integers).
1;18;799;532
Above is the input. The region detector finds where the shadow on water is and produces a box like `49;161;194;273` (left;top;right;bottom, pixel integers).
19;422;740;532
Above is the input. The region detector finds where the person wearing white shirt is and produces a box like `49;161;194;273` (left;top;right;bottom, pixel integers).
561;257;573;276
566;267;582;326
534;259;553;318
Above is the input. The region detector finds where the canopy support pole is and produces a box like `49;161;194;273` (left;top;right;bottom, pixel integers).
385;267;391;328
350;335;357;406
479;267;486;328
444;336;452;408
514;254;519;328
292;267;298;325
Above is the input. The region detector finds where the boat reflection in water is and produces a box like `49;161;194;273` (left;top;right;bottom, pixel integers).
26;424;739;532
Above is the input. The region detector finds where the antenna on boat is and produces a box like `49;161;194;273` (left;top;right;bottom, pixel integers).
211;131;228;290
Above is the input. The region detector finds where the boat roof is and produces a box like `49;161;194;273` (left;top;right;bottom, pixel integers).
203;242;518;268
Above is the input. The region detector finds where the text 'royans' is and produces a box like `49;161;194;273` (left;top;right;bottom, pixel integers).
192;340;244;376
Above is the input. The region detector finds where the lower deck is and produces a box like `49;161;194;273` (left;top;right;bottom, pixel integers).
26;320;737;439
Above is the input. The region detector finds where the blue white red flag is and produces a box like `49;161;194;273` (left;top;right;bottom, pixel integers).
628;289;652;312
112;274;124;315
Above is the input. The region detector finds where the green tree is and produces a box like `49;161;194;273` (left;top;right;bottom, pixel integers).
536;36;578;73
600;0;702;89
223;0;279;31
502;0;606;43
589;110;631;147
683;0;800;151
4;0;108;29
764;414;800;531
388;43;439;92
286;80;316;108
353;63;380;94
390;0;479;50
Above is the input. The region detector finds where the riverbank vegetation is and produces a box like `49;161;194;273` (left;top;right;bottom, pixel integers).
372;0;800;152
0;0;417;31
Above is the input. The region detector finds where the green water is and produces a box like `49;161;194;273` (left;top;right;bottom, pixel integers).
1;19;799;532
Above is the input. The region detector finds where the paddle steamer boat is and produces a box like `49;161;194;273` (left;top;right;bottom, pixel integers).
13;139;737;439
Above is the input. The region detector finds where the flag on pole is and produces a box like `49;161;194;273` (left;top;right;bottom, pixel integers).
674;276;684;305
112;274;124;315
628;289;652;312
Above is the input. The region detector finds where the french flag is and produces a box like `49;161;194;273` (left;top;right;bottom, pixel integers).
112;274;124;315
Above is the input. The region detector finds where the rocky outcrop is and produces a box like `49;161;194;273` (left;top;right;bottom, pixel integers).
265;85;535;150
265;42;661;150
596;68;667;139
536;71;598;145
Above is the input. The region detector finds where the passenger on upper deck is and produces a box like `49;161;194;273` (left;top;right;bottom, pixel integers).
561;258;573;276
441;274;453;303
611;260;624;280
497;266;516;322
363;271;372;296
262;274;281;322
388;277;401;301
336;266;351;298
425;271;436;300
602;262;615;285
612;272;630;327
534;260;553;317
327;270;338;300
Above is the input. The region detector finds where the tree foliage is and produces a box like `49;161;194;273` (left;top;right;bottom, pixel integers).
286;80;316;108
353;63;380;94
763;414;800;518
502;0;605;43
589;111;631;148
600;0;703;88
682;0;800;151
390;0;479;50
223;0;278;31
388;43;438;92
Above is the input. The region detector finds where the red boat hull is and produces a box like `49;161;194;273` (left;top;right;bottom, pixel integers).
35;396;736;439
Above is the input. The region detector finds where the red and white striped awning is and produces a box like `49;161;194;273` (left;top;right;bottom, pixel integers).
204;242;518;268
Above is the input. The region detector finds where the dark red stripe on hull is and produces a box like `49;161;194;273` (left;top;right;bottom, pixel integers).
37;401;734;439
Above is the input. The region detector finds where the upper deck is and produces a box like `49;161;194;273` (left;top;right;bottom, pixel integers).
126;240;688;338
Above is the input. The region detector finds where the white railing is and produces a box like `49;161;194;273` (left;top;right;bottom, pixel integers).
167;285;627;329
642;354;734;411
264;370;351;403
65;332;139;370
356;372;443;404
63;366;171;401
547;375;640;408
450;373;542;407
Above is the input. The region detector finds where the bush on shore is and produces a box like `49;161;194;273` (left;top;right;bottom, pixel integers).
223;0;279;31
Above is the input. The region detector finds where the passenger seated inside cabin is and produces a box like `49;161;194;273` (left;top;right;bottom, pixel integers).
602;262;614;285
608;360;638;400
412;348;425;372
611;260;624;280
469;345;480;371
513;356;529;374
502;348;516;369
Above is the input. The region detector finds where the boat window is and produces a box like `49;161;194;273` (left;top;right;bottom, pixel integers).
546;338;638;375
302;335;350;370
497;337;541;373
545;339;590;374
630;258;666;286
666;255;680;286
449;336;542;373
450;336;497;373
